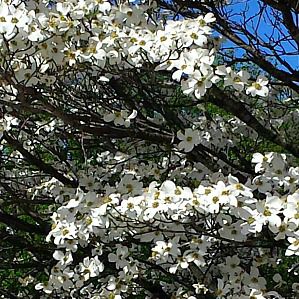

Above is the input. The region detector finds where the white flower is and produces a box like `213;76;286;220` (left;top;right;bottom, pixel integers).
79;256;104;280
0;3;14;36
222;255;242;275
171;51;196;81
108;244;129;269
243;267;267;290
292;283;299;293
252;152;273;173
151;237;181;262
184;250;206;267
240;288;266;299
269;218;296;240
252;176;272;193
196;13;216;34
285;236;299;256
169;256;189;273
103;110;137;127
117;174;143;196
219;221;246;242
19;275;34;287
246;75;269;97
193;282;209;294
224;69;250;91
177;128;200;152
214;279;230;298
181;69;214;99
181;27;208;47
96;0;111;13
255;196;283;227
53;250;73;266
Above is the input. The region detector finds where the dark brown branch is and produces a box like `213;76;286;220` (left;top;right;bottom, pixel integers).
208;87;299;157
167;0;299;93
0;211;46;234
3;132;78;188
0;229;52;253
262;0;299;48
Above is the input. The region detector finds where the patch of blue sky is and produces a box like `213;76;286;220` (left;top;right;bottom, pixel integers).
223;0;298;71
160;0;298;72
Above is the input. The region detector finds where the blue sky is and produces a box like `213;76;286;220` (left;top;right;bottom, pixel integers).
220;0;299;72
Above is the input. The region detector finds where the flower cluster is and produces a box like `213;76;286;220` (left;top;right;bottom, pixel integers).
0;0;269;104
34;152;299;298
0;0;297;298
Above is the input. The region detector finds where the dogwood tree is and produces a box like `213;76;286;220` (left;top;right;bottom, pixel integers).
0;0;298;298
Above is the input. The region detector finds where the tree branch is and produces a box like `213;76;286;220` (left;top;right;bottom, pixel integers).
3;132;78;188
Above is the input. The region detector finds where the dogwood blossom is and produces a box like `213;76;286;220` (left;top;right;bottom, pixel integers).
0;1;298;298
177;128;200;152
246;75;269;97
